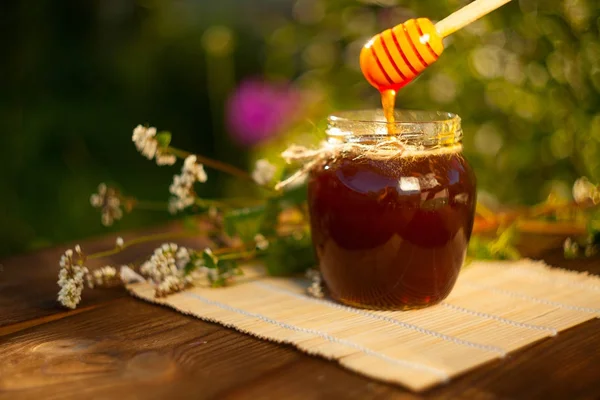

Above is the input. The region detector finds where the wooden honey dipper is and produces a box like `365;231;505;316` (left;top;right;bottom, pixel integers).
360;0;512;124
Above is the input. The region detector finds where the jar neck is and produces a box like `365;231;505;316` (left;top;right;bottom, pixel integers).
327;109;463;151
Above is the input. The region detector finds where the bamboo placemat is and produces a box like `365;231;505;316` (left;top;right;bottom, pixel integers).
127;259;600;392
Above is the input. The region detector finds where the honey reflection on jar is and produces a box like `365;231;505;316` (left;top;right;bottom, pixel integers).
307;110;476;310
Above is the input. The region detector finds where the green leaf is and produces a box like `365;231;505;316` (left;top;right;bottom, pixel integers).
184;251;203;275
223;206;265;243
202;248;218;269
467;225;521;262
184;262;196;275
263;229;316;276
260;197;282;237
155;131;172;148
466;236;493;262
489;224;519;255
210;259;241;287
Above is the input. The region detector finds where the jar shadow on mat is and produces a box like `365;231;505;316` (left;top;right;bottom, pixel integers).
307;110;476;310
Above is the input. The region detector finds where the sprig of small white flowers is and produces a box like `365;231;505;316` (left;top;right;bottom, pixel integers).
90;183;123;226
86;266;118;289
169;155;208;214
132;125;176;166
61;128;293;309
56;226;256;308
140;243;189;282
156;276;190;297
252;159;277;186
57;245;89;309
139;243;201;297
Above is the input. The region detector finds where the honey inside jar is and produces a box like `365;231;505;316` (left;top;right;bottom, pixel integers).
307;110;476;310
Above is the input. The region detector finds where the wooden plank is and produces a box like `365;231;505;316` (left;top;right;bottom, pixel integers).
428;319;600;399
0;224;210;328
2;296;598;399
0;298;304;399
0;296;428;400
217;356;422;400
198;316;600;399
1;229;599;399
0;243;125;328
219;320;600;399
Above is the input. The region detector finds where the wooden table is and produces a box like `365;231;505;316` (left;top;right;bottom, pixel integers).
1;229;599;400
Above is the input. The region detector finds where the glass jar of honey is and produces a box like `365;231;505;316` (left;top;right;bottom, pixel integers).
307;110;476;310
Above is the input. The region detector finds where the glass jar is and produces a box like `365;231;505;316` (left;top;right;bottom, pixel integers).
307;110;476;310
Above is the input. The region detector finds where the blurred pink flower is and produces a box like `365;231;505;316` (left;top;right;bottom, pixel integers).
226;79;301;146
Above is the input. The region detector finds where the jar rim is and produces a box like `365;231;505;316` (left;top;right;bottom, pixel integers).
329;109;459;125
327;109;462;149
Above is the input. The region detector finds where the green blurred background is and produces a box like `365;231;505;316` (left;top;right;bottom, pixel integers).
1;0;599;257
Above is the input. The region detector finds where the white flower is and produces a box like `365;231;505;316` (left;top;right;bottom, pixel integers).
156;152;177;166
252;159;277;186
90;183;123;226
254;234;269;251
57;246;89;309
168;156;208;213
132;124;176;166
156;275;191;297
138;243;198;297
183;155;208;182
87;266;117;289
176;246;191;267
139;243;193;283
168;198;182;215
58;282;84;310
116;237;124;248
133;125;158;160
120;265;146;284
573;177;599;204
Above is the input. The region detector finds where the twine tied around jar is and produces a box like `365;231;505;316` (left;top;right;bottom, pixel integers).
275;137;406;191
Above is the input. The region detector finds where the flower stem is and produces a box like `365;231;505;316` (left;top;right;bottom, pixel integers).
88;230;208;260
527;200;583;218
516;220;587;236
475;202;497;222
168;146;276;193
132;196;259;214
473;215;588;236
215;249;256;260
195;198;232;209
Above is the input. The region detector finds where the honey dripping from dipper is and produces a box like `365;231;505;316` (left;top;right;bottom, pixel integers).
360;18;443;129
